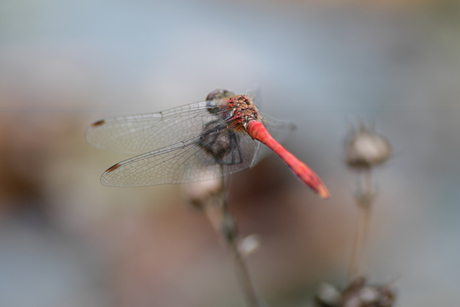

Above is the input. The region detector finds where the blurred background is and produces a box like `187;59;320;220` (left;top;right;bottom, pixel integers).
1;0;459;306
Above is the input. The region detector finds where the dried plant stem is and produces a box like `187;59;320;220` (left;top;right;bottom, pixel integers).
348;170;376;282
203;170;265;307
222;203;265;307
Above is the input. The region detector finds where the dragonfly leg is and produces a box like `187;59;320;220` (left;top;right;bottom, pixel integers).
227;130;243;165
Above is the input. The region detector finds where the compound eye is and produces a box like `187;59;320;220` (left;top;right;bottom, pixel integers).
206;89;234;101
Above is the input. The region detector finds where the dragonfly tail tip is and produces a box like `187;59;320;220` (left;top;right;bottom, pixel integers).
317;185;330;199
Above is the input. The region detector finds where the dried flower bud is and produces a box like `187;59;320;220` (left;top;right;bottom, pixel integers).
315;283;341;306
238;234;261;257
184;177;222;209
341;277;395;307
346;125;391;169
315;277;396;307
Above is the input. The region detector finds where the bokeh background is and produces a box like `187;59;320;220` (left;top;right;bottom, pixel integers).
1;0;459;306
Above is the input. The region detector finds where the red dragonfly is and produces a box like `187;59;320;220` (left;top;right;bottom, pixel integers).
86;90;329;198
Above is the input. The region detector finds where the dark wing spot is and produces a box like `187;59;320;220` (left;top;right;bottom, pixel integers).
92;119;106;127
106;163;121;172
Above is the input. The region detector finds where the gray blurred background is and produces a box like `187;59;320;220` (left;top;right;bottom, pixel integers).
1;0;459;306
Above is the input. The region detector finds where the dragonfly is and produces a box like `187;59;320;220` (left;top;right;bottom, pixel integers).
86;89;329;198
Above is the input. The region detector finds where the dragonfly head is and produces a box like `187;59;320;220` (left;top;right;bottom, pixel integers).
206;89;235;114
206;89;235;101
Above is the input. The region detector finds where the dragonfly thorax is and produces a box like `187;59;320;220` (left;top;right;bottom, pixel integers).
199;89;261;165
220;95;260;131
205;89;260;131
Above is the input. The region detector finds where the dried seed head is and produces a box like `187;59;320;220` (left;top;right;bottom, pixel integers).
341;277;395;307
238;234;261;257
315;277;396;307
315;283;341;306
184;177;222;209
346;125;391;170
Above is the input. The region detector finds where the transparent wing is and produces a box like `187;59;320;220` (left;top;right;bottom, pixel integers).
86;101;216;155
261;113;296;145
250;113;296;166
101;131;259;186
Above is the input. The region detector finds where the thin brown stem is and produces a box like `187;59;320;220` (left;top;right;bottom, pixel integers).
348;211;363;280
202;168;265;307
221;202;264;307
348;169;376;282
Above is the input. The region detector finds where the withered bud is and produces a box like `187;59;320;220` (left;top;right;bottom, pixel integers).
238;234;261;257
315;277;395;307
340;277;395;307
346;125;391;170
184;177;222;209
315;283;341;306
